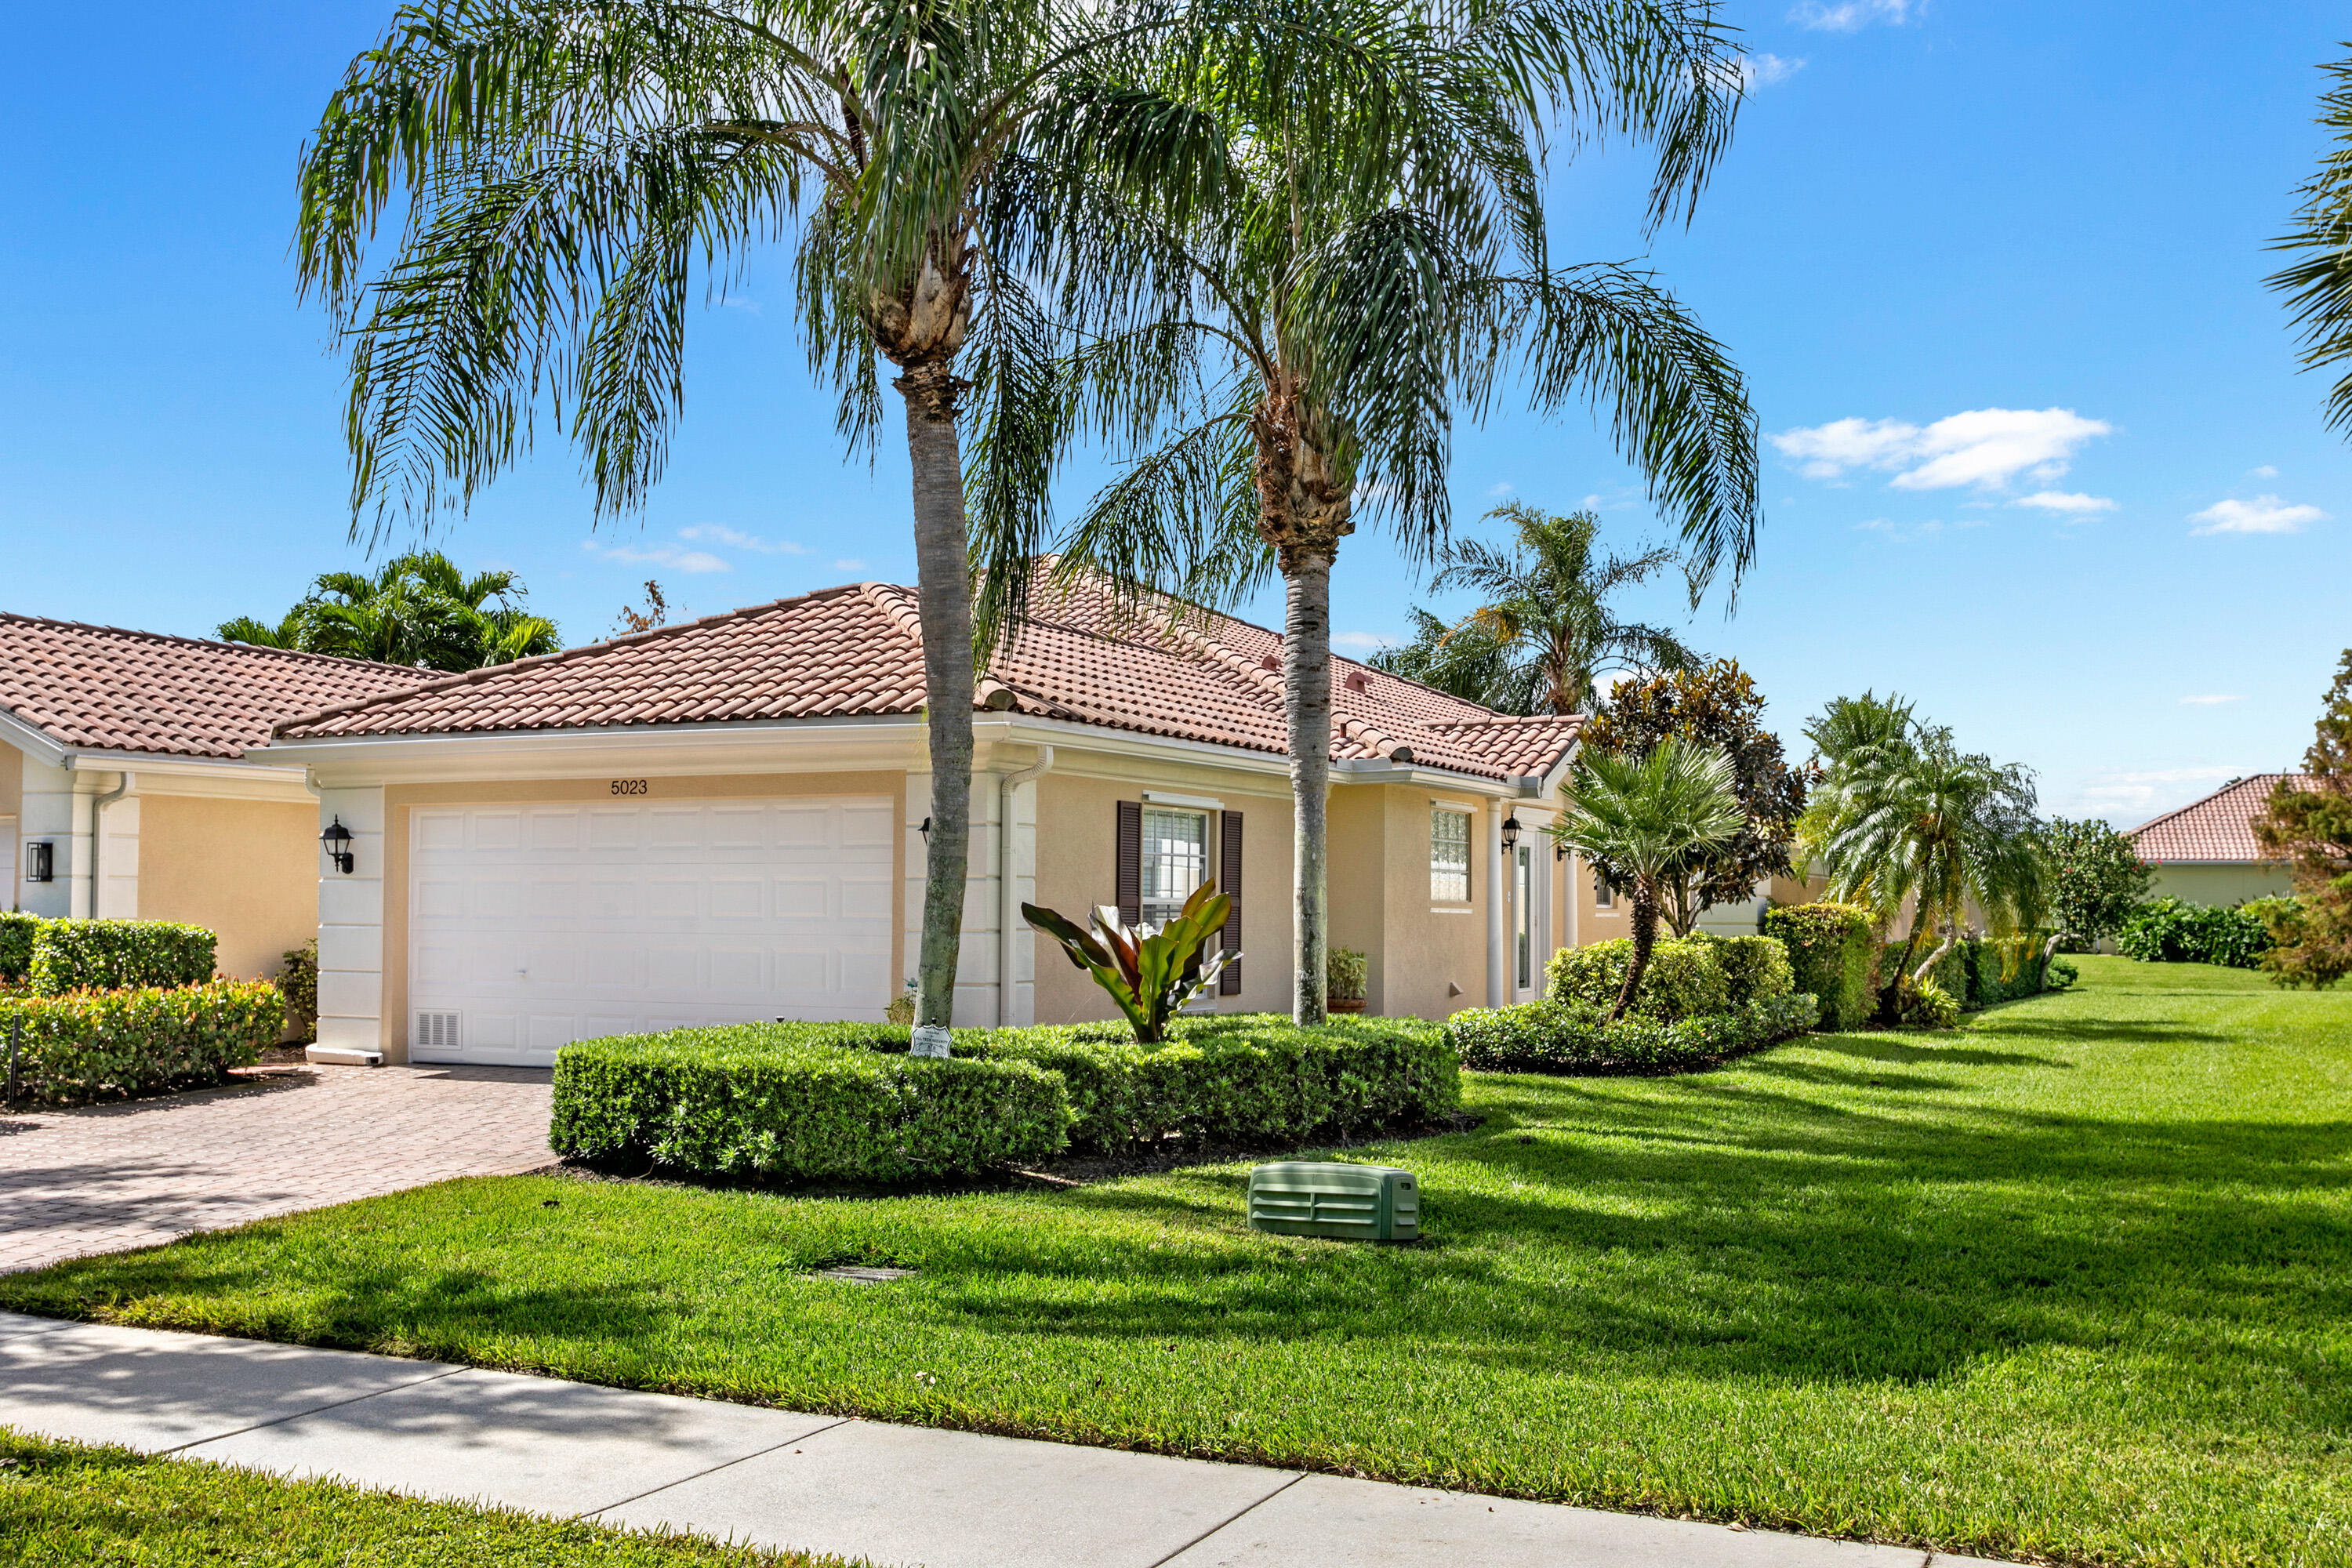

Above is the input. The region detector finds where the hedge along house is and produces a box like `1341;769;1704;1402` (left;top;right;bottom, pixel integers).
2127;773;2310;907
0;614;426;979
253;574;1587;1067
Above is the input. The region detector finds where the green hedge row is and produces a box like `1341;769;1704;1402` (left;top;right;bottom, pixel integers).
551;1014;1461;1184
0;980;282;1103
1763;903;1877;1030
0;916;218;994
2116;898;2271;968
1914;933;2054;1007
1545;934;1795;1019
1447;994;1817;1075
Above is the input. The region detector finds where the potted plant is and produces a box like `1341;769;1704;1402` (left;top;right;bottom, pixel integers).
1327;947;1369;1013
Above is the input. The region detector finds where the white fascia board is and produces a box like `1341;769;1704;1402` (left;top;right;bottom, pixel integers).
1330;758;1517;797
0;706;308;786
259;712;931;786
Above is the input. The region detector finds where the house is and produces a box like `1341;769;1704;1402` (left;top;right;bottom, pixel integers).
252;575;1588;1066
2127;774;2307;906
0;615;425;980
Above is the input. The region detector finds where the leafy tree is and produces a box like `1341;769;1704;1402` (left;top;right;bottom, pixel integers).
1577;660;1804;935
2267;54;2352;438
1370;503;1699;714
2253;648;2352;988
1548;738;1744;1021
989;3;1758;1023
219;552;561;671
2042;817;2154;951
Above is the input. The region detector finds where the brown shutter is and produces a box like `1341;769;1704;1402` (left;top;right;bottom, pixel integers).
1219;811;1243;994
1116;800;1142;926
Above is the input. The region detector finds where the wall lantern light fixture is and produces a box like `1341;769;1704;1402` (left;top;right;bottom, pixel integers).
1500;815;1523;852
916;816;932;842
321;817;355;875
24;841;53;884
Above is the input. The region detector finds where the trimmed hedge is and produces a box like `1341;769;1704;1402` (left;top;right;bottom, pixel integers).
2116;898;2271;968
0;980;282;1103
1763;903;1877;1031
1448;993;1817;1075
26;920;217;995
0;912;38;985
1911;934;2053;1010
550;1014;1461;1184
1547;933;1795;1020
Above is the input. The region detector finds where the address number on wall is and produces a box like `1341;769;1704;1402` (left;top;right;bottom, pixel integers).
609;779;650;796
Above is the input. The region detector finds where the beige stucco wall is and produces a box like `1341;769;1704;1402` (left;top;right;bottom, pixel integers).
376;771;906;1064
1031;771;1294;1023
136;793;320;982
2148;863;2296;906
1373;785;1491;1020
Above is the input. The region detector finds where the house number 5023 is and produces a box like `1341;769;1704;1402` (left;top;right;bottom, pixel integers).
609;779;649;796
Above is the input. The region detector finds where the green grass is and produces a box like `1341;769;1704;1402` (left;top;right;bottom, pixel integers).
0;1428;850;1566
6;957;2347;1567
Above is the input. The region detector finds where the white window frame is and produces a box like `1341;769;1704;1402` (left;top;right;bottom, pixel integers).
1139;807;1210;927
1430;806;1472;905
1593;867;1615;910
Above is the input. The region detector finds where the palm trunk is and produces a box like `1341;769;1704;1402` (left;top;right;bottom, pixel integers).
1610;881;1659;1022
1286;553;1333;1026
898;361;975;1044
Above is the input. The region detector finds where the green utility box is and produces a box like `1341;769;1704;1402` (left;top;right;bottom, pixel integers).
1247;1162;1419;1242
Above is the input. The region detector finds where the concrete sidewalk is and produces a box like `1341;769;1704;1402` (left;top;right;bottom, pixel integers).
0;1312;2003;1568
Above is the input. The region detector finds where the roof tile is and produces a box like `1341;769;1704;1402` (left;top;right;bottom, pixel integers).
2127;774;2317;864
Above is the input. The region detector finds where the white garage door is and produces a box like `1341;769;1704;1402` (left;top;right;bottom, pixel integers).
408;797;895;1066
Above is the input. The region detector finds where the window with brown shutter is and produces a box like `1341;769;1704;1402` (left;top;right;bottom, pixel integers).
1116;800;1142;926
1219;811;1243;994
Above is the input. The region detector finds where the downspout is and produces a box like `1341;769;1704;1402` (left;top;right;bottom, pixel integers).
1485;800;1507;1006
85;766;134;920
997;746;1054;1027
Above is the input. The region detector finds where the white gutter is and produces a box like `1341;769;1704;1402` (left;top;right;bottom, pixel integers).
997;746;1054;1026
83;768;134;920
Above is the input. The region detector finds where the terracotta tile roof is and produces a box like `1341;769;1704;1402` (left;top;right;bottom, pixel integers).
271;572;1584;783
0;614;428;763
2128;773;2317;863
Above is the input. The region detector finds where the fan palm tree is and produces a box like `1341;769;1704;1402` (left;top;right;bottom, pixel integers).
1548;737;1743;1021
220;552;562;670
293;0;1247;1039
2269;52;2352;438
1811;717;2046;992
1793;689;1915;915
977;0;1757;1024
1371;502;1699;714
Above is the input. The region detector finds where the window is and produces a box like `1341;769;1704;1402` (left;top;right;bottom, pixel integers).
1140;808;1209;926
1430;808;1471;902
1593;869;1615;910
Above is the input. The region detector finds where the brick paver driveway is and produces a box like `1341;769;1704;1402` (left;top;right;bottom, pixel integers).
0;1065;554;1275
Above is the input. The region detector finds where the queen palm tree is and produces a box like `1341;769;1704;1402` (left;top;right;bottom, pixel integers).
975;0;1757;1024
2269;52;2352;438
1548;737;1743;1021
220;551;561;670
294;0;1250;1040
1370;502;1699;714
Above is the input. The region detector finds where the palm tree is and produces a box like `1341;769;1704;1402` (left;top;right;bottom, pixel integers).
1548;738;1743;1021
980;1;1757;1024
221;552;561;671
1370;503;1700;714
1793;690;1915;917
293;0;1236;1040
2268;52;2352;438
1810;716;2046;994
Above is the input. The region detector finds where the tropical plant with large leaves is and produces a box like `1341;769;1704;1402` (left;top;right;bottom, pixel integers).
1370;502;1699;714
294;0;1242;1040
1547;737;1744;1021
220;551;561;670
975;0;1757;1025
1022;878;1234;1041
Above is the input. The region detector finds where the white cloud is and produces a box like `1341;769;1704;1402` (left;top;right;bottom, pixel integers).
1855;517;1945;540
680;524;806;555
2189;495;2325;535
2013;490;2116;515
1485;481;1514;499
1740;53;1806;88
580;539;731;573
1771;407;2111;492
2180;695;2245;706
2249;464;2279;478
833;559;867;573
1333;631;1394;652
1790;0;1910;31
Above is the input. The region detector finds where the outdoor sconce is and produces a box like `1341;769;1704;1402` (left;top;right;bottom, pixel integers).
1500;815;1523;852
1555;841;1569;862
24;841;53;884
320;817;355;875
916;816;931;842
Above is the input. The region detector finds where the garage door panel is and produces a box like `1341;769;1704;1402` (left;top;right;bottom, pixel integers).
707;945;765;991
644;944;703;989
584;876;637;920
840;946;891;996
416;811;466;853
648;808;703;848
840;871;891;921
474;876;526;921
474;811;524;851
530;809;583;851
710;804;768;850
773;875;829;920
528;874;581;921
416;877;466;921
708;877;766;920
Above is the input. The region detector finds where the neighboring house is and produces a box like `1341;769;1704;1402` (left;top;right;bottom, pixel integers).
252;575;1588;1067
0;615;425;980
2127;774;2306;906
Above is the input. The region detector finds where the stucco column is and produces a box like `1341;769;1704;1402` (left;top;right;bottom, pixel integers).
1485;800;1507;1007
311;785;387;1065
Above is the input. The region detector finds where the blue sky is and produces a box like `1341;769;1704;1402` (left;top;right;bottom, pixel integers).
3;1;2347;824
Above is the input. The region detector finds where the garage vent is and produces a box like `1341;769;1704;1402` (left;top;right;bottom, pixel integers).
415;1011;461;1053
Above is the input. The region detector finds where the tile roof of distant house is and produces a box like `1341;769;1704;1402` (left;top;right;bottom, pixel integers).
2127;773;2317;863
0;613;428;763
270;571;1584;783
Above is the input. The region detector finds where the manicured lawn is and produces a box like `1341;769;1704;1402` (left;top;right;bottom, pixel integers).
6;957;2347;1567
0;1428;848;1566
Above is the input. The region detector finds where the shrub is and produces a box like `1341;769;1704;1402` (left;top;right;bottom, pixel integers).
1448;993;1817;1075
1327;946;1368;1001
1708;935;1795;1006
551;1014;1460;1182
1763;903;1876;1030
2046;956;2080;990
1547;937;1730;1019
0;980;282;1104
0;913;38;985
1896;979;1962;1030
27;920;217;995
2116;898;2272;968
277;938;318;1041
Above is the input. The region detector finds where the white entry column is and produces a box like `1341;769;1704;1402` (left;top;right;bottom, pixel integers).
312;785;387;1065
1485;799;1508;1007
